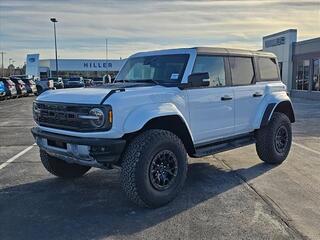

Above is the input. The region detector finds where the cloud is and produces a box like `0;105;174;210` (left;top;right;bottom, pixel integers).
0;0;319;66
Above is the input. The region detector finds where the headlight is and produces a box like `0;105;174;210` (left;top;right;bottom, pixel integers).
89;108;105;128
78;106;112;130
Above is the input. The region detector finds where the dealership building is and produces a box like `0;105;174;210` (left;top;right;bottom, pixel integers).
263;29;320;99
26;54;125;79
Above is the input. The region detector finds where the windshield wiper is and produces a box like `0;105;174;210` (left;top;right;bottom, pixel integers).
131;79;160;85
114;79;161;85
114;79;130;83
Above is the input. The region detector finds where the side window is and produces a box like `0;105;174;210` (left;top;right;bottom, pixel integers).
258;57;279;81
229;57;254;86
192;56;226;87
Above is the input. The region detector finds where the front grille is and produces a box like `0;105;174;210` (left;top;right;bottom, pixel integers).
33;101;111;131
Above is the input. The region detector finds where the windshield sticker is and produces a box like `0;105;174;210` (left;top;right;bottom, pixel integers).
170;73;179;80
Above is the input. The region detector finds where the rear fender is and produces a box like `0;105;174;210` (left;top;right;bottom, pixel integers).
253;91;294;129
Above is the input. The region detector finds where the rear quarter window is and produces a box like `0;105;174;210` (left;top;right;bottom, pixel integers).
258;57;279;81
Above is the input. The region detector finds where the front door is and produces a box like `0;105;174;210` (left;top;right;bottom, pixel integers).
187;55;235;145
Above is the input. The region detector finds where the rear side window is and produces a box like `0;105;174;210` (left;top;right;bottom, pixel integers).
192;56;226;87
258;57;279;81
229;57;255;86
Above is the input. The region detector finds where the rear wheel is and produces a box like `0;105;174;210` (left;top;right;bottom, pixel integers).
40;150;91;178
255;112;292;164
121;129;188;208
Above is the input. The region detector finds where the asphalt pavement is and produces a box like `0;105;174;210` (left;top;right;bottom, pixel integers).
0;96;319;240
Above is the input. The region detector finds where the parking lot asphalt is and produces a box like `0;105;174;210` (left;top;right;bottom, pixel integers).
0;96;319;240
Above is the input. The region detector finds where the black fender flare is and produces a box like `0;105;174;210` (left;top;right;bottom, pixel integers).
260;101;295;128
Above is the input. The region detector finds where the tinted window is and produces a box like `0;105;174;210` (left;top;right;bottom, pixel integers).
192;56;226;87
229;57;254;85
258;57;279;81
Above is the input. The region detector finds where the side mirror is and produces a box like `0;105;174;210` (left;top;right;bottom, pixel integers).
188;72;210;87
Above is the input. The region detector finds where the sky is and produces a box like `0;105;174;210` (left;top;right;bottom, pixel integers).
0;0;319;67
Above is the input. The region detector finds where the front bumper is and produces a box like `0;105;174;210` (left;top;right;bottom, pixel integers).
31;127;126;168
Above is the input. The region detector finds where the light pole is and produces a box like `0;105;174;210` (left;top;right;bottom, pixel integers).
105;38;108;75
50;18;58;77
0;51;5;77
11;60;15;75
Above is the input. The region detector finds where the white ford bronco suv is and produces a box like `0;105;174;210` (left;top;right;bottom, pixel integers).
32;47;295;208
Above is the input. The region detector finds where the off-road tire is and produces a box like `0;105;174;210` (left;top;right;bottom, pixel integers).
255;112;292;164
121;129;188;208
40;150;91;178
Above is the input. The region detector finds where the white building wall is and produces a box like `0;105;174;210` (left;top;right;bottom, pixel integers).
26;54;126;77
263;29;297;90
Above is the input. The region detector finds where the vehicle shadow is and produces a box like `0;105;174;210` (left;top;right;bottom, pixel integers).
0;161;276;240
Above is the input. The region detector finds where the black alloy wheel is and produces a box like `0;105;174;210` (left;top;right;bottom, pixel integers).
149;150;178;191
274;125;289;153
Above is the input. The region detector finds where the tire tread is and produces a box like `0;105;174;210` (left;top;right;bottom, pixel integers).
121;129;187;208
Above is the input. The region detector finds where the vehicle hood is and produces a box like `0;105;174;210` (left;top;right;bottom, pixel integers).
36;83;179;105
36;88;114;104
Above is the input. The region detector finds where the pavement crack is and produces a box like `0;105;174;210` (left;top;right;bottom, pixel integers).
213;155;309;240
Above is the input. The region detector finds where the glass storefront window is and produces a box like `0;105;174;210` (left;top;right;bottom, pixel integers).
312;59;320;91
295;60;309;90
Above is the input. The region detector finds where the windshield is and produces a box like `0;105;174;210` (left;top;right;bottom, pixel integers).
116;54;189;83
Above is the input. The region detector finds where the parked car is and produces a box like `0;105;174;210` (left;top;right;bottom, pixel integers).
64;76;85;88
11;75;34;94
0;80;6;100
21;78;37;95
36;78;54;95
10;77;28;97
49;77;64;89
13;75;38;95
92;77;105;86
32;47;295;208
84;78;93;87
27;79;37;94
0;78;17;99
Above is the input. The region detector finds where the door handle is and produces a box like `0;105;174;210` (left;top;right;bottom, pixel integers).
253;92;263;97
221;95;232;101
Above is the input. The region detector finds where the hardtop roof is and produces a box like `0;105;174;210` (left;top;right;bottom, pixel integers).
194;47;276;58
131;47;276;58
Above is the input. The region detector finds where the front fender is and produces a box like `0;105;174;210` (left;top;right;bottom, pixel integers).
123;102;193;138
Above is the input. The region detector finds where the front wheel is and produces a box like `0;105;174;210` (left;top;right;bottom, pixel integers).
40;150;91;178
121;129;188;208
255;112;292;164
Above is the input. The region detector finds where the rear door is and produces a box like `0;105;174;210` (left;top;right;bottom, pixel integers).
187;55;234;144
229;56;265;134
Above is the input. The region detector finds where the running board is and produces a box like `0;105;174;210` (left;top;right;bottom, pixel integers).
193;134;255;158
